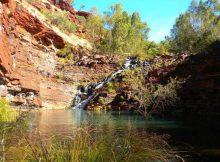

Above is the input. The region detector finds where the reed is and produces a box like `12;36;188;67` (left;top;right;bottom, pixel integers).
18;126;178;162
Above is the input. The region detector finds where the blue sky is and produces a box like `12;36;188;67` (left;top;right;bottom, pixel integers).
74;0;194;42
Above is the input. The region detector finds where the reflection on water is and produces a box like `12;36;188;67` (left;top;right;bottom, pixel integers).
29;110;149;137
28;109;220;162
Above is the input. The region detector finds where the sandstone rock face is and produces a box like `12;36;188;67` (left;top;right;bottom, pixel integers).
76;11;90;19
50;0;77;23
13;9;65;49
0;2;12;74
7;0;16;13
165;53;220;117
50;0;75;15
0;32;12;73
0;0;103;109
40;80;77;109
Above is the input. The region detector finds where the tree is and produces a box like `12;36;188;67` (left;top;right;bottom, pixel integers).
103;4;150;57
86;3;150;58
170;0;220;54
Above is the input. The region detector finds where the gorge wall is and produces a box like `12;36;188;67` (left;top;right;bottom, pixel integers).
0;0;116;109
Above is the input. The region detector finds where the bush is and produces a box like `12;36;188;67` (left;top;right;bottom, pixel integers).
107;82;116;94
57;72;64;79
76;15;86;24
0;98;17;123
124;67;185;116
41;9;76;34
152;77;185;112
57;44;75;63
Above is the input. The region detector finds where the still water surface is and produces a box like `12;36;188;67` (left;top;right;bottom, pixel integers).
28;109;220;162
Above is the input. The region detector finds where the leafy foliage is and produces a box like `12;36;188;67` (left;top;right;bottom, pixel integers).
76;15;86;25
106;82;116;93
152;78;185;111
124;68;184;116
169;0;220;54
86;4;169;58
57;44;74;58
0;98;17;123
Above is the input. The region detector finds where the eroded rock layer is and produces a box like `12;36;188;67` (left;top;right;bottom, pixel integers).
0;0;93;109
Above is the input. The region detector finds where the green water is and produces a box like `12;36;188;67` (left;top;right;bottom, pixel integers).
27;109;220;162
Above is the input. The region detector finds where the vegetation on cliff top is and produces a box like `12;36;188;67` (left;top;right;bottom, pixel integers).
41;9;76;34
85;0;220;57
86;4;168;59
169;0;220;54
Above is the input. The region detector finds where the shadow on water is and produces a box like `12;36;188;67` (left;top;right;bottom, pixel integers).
28;109;220;162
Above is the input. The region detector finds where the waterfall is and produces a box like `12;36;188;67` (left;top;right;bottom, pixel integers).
73;57;149;110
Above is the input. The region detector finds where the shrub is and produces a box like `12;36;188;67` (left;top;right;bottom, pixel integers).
57;44;75;63
57;72;64;79
107;82;116;94
0;98;17;123
12;126;176;161
124;67;185;116
76;15;86;24
57;44;72;57
151;77;185;112
41;9;76;34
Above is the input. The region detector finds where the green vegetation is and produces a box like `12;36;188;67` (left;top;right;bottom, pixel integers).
124;68;184;116
1;123;176;161
41;9;76;34
76;15;87;25
86;0;220;56
0;98;17;122
0;98;27;162
107;82;116;93
57;44;75;60
0;99;177;161
169;0;220;54
152;78;185;111
57;72;64;79
86;4;169;59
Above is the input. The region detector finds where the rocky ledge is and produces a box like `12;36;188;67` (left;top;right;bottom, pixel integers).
0;0;116;109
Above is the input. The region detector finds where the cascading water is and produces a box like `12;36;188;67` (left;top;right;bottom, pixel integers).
73;57;150;110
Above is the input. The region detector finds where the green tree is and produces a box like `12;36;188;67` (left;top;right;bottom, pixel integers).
86;3;158;58
170;0;220;54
